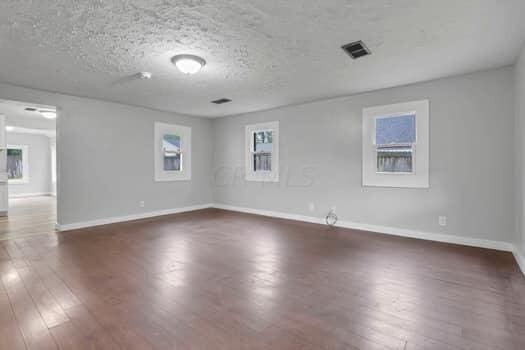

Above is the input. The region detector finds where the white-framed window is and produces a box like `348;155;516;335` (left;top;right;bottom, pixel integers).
7;145;29;184
362;100;429;188
154;122;191;181
245;121;279;182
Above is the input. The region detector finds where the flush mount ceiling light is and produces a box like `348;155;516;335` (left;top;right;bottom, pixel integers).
40;110;57;119
5;126;14;131
138;71;152;79
171;54;206;74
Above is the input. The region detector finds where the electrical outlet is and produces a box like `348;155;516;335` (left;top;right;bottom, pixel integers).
438;216;447;227
139;200;145;208
330;205;337;213
308;202;316;212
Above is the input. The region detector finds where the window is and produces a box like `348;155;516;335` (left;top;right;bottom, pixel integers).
375;114;415;173
163;134;181;171
362;100;429;188
7;145;29;184
154;122;191;181
245;121;279;182
253;130;273;171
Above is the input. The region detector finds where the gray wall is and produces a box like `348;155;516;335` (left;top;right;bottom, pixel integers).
0;66;517;245
6;132;51;196
0;83;214;225
515;46;525;255
213;67;515;243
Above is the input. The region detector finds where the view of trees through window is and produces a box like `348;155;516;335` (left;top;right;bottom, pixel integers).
7;148;24;179
163;134;181;171
253;130;272;171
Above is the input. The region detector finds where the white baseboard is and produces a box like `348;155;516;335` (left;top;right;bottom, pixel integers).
212;203;525;276
211;203;514;252
514;248;525;276
9;192;54;198
57;203;213;231
54;202;524;276
213;203;326;225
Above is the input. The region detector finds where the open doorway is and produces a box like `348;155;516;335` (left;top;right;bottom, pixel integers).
0;99;57;240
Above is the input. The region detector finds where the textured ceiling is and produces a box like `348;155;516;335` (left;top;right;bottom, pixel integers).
1;0;524;117
0;100;56;130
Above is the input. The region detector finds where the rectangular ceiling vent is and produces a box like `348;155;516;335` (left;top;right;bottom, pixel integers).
341;40;371;59
211;98;232;104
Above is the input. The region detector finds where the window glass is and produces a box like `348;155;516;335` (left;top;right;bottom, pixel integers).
245;121;279;182
7;148;24;179
375;114;416;145
163;134;181;171
363;100;428;188
253;131;272;171
377;145;413;173
254;131;273;152
155;122;191;181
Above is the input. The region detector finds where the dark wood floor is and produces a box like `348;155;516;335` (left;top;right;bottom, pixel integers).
0;208;524;350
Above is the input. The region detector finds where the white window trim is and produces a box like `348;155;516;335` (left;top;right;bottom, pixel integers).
7;144;29;185
154;122;191;182
362;100;429;188
245;121;279;182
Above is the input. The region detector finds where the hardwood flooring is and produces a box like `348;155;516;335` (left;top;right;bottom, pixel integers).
0;208;524;349
0;196;56;241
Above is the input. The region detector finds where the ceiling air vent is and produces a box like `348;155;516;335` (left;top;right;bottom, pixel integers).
341;40;371;59
25;107;38;111
211;98;232;104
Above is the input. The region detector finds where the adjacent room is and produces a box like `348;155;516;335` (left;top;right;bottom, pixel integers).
0;99;57;240
0;1;524;349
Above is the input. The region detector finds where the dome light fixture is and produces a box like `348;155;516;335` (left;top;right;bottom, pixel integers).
138;71;152;80
171;54;206;74
40;110;57;119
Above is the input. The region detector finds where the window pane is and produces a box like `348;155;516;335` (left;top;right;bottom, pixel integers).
376;114;416;145
253;153;272;171
377;145;413;173
254;131;273;153
7;148;23;179
163;134;181;171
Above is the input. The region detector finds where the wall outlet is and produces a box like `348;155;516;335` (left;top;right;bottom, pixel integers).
438;216;447;227
330;205;337;213
308;202;316;212
139;200;145;208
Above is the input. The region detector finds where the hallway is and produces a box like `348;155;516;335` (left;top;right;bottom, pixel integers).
0;196;56;240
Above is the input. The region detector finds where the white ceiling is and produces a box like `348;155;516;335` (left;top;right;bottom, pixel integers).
0;99;56;131
1;0;524;118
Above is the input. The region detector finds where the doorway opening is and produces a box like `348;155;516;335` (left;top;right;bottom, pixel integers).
0;99;57;240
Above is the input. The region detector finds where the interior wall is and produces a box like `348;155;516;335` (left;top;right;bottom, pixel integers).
213;67;515;244
0;82;214;226
0;66;517;245
6;132;51;196
515;46;525;255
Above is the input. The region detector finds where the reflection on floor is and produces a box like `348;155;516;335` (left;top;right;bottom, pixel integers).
0;208;523;349
0;196;56;240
